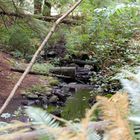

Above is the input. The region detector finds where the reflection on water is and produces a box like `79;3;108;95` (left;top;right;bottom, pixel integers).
62;89;92;120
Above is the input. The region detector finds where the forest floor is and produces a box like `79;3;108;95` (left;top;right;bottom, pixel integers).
0;52;47;122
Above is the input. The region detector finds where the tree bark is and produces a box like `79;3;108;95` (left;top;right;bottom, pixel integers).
0;0;83;114
49;67;76;77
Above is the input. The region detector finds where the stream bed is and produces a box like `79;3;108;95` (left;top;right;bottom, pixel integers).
0;84;95;122
62;89;93;120
46;89;94;120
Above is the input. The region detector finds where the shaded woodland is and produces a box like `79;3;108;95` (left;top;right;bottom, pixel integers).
0;0;140;140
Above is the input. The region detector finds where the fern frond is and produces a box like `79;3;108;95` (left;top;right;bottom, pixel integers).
97;93;132;140
56;104;101;140
56;125;101;140
118;69;140;139
119;70;140;114
25;106;59;128
0;106;102;140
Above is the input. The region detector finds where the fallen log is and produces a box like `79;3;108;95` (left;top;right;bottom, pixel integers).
11;67;73;79
11;67;49;76
11;66;91;83
72;59;95;66
49;67;76;77
0;11;79;25
50;66;92;83
51;74;73;79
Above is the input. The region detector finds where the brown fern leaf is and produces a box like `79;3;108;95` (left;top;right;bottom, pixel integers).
110;92;129;117
97;92;132;140
81;103;99;129
57;131;87;140
57;103;100;140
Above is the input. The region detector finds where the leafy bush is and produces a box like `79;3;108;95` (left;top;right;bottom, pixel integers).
65;2;140;68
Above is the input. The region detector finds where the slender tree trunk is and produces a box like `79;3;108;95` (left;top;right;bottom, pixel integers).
41;0;45;14
0;0;83;114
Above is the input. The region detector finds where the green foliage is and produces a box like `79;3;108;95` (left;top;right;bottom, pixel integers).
65;1;140;68
26;106;59;127
118;68;140;139
32;63;54;74
0;24;10;45
62;90;91;120
0;0;17;12
25;106;101;140
47;77;59;86
26;84;51;95
0;19;44;59
8;27;32;57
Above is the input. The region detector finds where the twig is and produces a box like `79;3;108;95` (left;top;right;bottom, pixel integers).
0;0;83;114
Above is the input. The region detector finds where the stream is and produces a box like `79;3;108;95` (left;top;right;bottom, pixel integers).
62;89;92;120
46;89;93;120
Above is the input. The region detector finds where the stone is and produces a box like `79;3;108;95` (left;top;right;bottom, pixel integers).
21;91;27;96
84;65;93;70
42;97;49;104
27;100;36;106
47;51;56;57
45;92;52;96
21;100;29;106
57;101;65;107
35;100;42;106
49;95;58;103
43;104;48;110
27;94;38;100
56;93;66;102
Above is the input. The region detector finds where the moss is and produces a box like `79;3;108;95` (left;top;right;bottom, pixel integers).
105;94;113;98
32;63;54;74
25;84;51;95
47;77;59;86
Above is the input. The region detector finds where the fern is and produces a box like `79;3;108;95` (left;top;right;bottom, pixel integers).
119;70;140;118
25;106;59;128
25;106;101;140
97;93;132;140
94;2;140;18
118;69;140;139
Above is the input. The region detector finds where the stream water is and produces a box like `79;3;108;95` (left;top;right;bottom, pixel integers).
47;89;93;120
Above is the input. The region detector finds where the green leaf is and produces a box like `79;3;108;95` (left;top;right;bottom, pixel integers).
25;106;59;128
